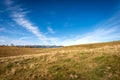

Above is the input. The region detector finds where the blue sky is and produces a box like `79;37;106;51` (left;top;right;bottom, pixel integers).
0;0;120;46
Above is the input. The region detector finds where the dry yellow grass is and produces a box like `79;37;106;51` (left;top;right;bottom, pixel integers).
0;46;58;57
0;41;120;80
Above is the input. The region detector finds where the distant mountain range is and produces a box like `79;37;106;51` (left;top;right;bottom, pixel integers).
0;45;63;48
17;45;63;48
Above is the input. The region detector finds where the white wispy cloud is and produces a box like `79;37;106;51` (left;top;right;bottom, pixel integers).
19;36;31;40
5;0;51;44
0;27;27;35
0;40;6;43
58;11;120;46
52;29;118;46
0;36;41;45
47;26;55;34
0;27;5;31
4;0;120;46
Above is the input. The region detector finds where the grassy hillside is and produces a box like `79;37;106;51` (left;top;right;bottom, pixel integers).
0;41;120;80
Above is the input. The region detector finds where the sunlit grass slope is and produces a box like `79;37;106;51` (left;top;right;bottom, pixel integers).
0;41;120;80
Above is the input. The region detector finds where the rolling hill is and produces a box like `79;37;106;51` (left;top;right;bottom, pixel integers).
0;41;120;80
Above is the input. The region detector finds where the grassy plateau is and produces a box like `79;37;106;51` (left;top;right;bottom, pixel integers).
0;41;120;80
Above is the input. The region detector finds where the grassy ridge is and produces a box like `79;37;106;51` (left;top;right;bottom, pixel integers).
0;41;120;80
0;46;56;57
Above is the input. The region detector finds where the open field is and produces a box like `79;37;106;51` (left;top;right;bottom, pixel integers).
0;41;120;80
